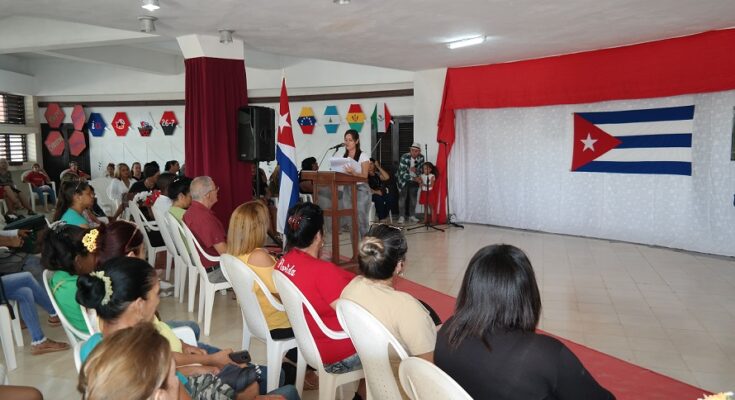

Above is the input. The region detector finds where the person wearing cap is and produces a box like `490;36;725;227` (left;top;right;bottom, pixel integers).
396;143;425;224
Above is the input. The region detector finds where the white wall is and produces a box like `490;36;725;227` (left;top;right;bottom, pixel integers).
0;68;36;95
412;68;447;163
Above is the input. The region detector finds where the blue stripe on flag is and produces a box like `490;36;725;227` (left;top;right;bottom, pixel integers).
576;161;691;175
616;133;692;148
276;146;299;208
577;105;694;124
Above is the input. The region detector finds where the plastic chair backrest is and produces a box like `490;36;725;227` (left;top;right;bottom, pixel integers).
152;207;179;258
81;306;99;334
336;299;408;399
42;270;90;345
273;271;349;370
180;221;219;275
73;340;84;372
89;177;114;215
128;201;155;248
398;357;472;400
220;254;283;341
171;326;197;346
165;213;194;267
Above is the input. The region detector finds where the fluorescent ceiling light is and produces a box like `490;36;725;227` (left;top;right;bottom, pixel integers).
447;36;486;50
334;0;351;4
142;0;160;12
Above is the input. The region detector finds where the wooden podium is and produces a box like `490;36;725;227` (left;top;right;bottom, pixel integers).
301;171;366;266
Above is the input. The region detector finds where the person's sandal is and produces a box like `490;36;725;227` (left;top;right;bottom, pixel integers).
48;315;61;327
304;370;319;390
31;339;69;355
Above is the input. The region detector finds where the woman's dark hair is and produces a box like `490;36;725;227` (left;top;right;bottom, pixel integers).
143;162;160;179
42;224;90;274
342;129;362;161
95;221;145;267
156;172;176;194
168;177;192;200
284;202;324;251
76;256;157;321
54;180;91;221
358;224;407;280
444;244;541;349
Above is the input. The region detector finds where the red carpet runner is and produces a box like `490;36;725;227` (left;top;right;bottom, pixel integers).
394;277;710;400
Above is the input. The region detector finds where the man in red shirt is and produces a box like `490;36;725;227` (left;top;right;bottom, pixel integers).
23;163;56;206
182;176;227;283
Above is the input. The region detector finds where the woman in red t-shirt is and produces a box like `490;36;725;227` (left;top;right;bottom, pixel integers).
23;163;57;207
275;203;364;377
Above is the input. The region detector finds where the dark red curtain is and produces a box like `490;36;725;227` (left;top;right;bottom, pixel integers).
184;57;252;226
435;28;735;223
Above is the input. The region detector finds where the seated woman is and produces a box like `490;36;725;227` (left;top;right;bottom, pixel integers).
23;163;56;208
42;224;97;334
109;162;136;219
0;158;34;221
78;322;180;400
435;244;615;400
53;181;94;228
77;257;299;400
367;159;392;223
275;203;361;375
341;224;436;363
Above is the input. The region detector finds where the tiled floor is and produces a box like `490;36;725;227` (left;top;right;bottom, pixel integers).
3;223;734;398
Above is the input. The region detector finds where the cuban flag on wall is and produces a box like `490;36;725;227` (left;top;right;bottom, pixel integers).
276;78;300;234
571;105;694;176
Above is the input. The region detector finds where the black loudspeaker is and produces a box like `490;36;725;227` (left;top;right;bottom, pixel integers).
238;106;276;162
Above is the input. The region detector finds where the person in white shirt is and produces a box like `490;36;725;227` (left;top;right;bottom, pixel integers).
152;173;176;216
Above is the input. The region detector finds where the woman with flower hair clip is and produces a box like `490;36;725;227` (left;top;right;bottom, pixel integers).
42;223;99;334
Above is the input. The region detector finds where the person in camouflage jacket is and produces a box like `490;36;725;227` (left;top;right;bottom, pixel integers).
396;143;424;223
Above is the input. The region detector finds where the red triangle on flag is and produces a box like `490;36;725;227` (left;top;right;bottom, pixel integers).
571;114;621;170
277;78;295;147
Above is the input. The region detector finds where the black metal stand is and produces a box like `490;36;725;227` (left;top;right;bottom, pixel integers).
254;161;283;247
408;144;444;233
438;141;464;229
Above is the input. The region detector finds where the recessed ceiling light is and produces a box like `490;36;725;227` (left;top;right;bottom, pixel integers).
141;0;160;12
138;16;157;33
334;0;351;4
447;36;486;50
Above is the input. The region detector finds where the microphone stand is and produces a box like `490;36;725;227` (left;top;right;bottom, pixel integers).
438;141;464;229
408;144;444;233
318;146;343;169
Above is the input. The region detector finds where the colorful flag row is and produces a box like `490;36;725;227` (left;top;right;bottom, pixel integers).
294;103;392;135
43;103;179;137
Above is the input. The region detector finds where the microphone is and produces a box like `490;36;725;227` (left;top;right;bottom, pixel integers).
328;143;345;150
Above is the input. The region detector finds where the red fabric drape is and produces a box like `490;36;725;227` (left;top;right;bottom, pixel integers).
184;57;252;226
435;28;735;223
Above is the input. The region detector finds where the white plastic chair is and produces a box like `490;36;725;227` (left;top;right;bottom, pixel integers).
88;177;114;216
0;304;18;371
165;213;195;304
273;272;364;400
152;207;183;291
171;325;197;346
398;357;472;400
336;299;408;400
180;222;231;337
220;254;306;393
81;305;98;334
21;170;57;212
128;201;169;271
42;270;90;346
73;339;84;372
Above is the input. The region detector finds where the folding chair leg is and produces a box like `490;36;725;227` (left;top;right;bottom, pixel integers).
203;288;215;337
10;301;23;347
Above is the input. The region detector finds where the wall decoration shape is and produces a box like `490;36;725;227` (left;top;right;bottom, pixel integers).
88;113;106;136
297;106;317;134
112;112;131;136
44;103;65;129
68;130;87;156
138;121;153;137
346;103;365;132
160;111;178;136
44;130;65;156
71;105;86;130
322;105;341;134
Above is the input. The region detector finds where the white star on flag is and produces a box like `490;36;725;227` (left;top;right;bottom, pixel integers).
279;112;291;130
581;133;597;152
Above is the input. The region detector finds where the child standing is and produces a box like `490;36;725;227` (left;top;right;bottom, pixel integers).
418;162;438;222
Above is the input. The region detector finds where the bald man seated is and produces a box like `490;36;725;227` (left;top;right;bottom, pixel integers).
182;176;227;283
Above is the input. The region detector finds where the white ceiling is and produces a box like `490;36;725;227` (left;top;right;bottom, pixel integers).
1;0;735;72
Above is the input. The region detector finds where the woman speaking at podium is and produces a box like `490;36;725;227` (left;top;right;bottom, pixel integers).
339;129;371;238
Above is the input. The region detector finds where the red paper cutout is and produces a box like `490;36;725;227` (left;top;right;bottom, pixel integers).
71;105;85;131
160;111;178;136
44;130;65;156
44;103;65;129
112;112;131;136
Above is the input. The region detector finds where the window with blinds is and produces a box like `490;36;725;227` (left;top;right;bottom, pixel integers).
0;92;26;125
0;134;28;164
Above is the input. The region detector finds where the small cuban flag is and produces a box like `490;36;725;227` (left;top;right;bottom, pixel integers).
323;105;341;134
571;105;694;176
297;106;317;134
